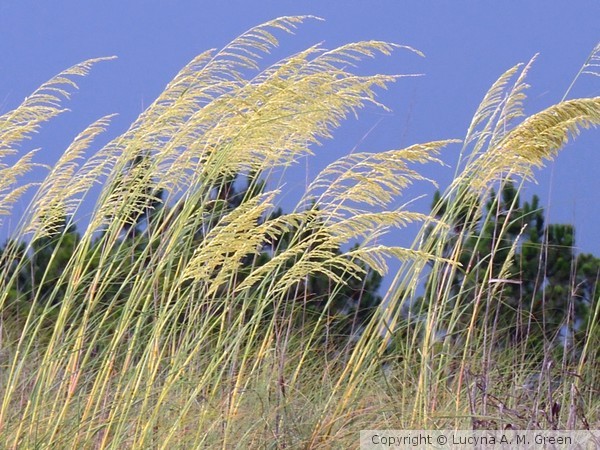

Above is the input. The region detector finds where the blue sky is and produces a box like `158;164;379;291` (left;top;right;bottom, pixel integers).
1;1;599;263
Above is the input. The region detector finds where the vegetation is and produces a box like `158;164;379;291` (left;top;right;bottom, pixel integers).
0;17;598;449
424;182;599;352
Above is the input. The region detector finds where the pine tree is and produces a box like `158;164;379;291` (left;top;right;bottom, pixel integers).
28;216;80;306
424;182;599;349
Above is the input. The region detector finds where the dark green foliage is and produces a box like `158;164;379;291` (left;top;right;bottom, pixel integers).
28;218;80;306
0;239;30;320
426;182;600;351
0;217;81;331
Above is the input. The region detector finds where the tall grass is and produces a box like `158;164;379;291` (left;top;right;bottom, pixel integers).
0;17;599;449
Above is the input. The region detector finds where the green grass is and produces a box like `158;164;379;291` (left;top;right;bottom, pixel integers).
0;17;599;449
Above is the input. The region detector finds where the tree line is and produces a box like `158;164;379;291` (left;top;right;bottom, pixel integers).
2;156;598;353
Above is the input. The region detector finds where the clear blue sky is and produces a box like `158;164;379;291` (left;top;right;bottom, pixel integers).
1;1;599;261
